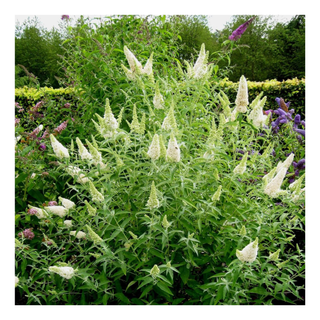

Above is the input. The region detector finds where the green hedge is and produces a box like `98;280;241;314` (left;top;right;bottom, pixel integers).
15;77;305;117
219;78;305;118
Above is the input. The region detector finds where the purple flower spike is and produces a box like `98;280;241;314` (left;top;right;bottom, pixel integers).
301;120;305;128
39;144;46;151
229;17;256;41
294;128;305;137
297;159;305;170
279;118;288;124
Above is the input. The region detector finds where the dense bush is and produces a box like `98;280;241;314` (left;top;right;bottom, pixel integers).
15;43;305;305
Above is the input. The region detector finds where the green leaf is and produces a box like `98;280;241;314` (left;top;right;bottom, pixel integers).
139;284;153;299
126;281;136;291
156;281;173;296
214;285;224;305
249;286;269;295
149;248;164;259
180;265;190;285
115;293;130;304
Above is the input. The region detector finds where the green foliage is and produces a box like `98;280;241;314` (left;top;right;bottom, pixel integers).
216;15;305;82
15;17;65;88
15;43;305;305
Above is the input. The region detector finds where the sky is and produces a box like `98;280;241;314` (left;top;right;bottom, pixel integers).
15;14;296;33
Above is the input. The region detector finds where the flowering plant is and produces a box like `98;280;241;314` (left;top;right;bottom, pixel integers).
15;29;304;305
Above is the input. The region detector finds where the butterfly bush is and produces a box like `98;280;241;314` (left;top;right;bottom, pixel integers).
15;41;305;305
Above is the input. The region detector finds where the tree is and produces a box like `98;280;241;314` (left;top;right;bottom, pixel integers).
267;15;305;80
15;17;65;88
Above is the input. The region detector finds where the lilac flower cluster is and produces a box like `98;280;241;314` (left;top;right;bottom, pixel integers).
270;97;305;142
15;102;24;113
270;98;294;133
289;158;305;183
54;120;69;134
29;101;44;120
293;114;305;139
18;228;35;240
229;17;256;41
61;15;70;20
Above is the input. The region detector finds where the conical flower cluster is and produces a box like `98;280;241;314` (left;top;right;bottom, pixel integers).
66;166;89;184
84;200;97;216
153;82;164;109
276;153;294;173
263;153;294;198
50;134;69;159
162;215;171;229
236;238;259;263
186;43;210;79
235;75;249;113
93;99;118;138
146;181;160;209
122;46;153;80
48;266;75;279
88;180;104;203
248;96;268;128
264;167;287;198
45;205;69;218
59;196;75;209
28;206;49;219
150;264;160;279
212;185;222;201
268;249;280;261
147;134;161;160
162;102;177;132
70;230;86;239
166;133;180;162
76;137;92;160
128;105;141;134
85;139;104;167
86;225;103;245
233;152;248;175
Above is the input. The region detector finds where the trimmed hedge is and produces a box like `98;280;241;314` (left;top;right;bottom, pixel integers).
15;77;305;117
219;78;305;117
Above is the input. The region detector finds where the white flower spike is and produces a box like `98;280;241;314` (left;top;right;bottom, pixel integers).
50;134;69;159
236;238;259;263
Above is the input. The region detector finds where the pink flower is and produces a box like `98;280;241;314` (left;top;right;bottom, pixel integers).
15;118;20;126
28;208;37;215
54;120;69;134
48;201;57;206
18;228;35;240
